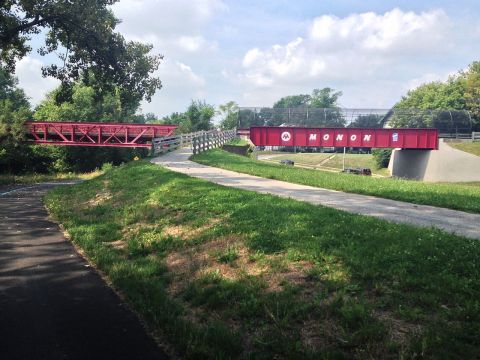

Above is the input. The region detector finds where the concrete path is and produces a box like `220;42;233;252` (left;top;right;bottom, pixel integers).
0;183;168;360
152;148;480;240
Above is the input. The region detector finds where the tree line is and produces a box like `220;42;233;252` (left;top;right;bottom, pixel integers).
1;1;479;174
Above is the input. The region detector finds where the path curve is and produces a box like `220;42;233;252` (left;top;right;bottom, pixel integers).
152;148;480;240
0;182;168;360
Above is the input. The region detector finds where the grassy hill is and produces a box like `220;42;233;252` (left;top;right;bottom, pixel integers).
45;161;480;359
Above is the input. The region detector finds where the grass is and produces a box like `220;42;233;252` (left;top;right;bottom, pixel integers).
227;138;251;146
0;171;101;186
193;149;480;213
45;160;480;359
447;141;480;157
264;152;390;176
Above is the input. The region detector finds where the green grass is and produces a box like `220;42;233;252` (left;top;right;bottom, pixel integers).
45;161;480;359
265;152;390;176
0;171;101;186
193;149;480;213
227;138;251;146
447;141;480;157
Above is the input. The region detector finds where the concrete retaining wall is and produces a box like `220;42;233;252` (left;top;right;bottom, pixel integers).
388;139;480;182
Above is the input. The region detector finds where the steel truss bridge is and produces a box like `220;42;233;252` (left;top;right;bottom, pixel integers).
25;121;177;148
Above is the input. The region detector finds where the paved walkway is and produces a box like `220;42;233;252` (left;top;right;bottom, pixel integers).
152;148;480;240
0;183;168;360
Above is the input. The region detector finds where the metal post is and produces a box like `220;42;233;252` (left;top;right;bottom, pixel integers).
342;147;346;171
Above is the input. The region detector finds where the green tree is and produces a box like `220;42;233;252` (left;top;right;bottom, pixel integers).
1;0;162;107
392;74;472;130
273;94;310;109
310;88;342;108
349;114;383;128
34;82;147;172
218;101;238;130
464;61;480;130
0;67;33;173
186;100;215;132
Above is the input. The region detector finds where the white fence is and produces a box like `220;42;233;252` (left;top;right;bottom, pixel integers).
151;129;236;156
439;132;480;141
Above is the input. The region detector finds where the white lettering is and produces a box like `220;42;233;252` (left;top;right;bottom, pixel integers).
309;134;317;141
323;134;330;141
350;134;357;141
336;134;344;141
363;134;372;141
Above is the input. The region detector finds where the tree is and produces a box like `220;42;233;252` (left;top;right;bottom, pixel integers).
273;94;310;109
310;88;342;108
34;82;147;172
1;0;162;107
392;74;473;130
186;100;215;132
218;101;238;130
464;61;480;130
0;67;33;173
349;114;383;128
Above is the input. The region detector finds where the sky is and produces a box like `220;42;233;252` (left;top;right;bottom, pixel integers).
14;0;480;117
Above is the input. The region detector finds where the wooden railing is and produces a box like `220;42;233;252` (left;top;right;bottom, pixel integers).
192;130;236;155
151;129;236;156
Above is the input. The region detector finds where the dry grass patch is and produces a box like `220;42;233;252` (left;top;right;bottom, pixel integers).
162;217;221;240
373;310;422;348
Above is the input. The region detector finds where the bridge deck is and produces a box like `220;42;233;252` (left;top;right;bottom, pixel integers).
25;121;177;148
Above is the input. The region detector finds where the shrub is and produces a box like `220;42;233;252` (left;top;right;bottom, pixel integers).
371;149;392;169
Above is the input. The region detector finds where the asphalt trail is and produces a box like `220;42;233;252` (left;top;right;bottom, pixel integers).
0;183;168;360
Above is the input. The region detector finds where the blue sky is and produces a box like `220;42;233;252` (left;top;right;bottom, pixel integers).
15;0;480;117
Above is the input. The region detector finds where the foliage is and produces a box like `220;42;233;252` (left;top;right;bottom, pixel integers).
371;148;392;169
273;88;342;109
310;87;342;108
33;82;148;172
217;101;238;130
193;149;480;213
273;94;310;108
0;0;162;107
393;61;480;130
0;67;33;173
465;61;480;129
162;100;215;133
46;161;480;359
349;114;384;128
237;88;345;128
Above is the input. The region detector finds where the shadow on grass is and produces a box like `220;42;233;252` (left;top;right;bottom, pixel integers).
45;161;480;359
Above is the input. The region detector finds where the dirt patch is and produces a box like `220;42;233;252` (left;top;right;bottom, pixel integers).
166;235;317;296
103;240;127;250
163;218;221;240
87;189;112;206
300;317;344;351
373;309;422;346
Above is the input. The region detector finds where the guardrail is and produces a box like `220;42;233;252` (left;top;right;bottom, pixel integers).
473;132;480;141
151;129;236;156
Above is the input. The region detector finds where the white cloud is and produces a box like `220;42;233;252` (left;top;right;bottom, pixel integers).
236;9;464;106
112;0;225;58
309;9;449;52
140;59;206;115
15;57;60;106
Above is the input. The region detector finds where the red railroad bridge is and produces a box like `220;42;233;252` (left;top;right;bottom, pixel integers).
249;126;438;150
25;121;177;148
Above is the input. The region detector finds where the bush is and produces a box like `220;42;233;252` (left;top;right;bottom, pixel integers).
371;149;392;169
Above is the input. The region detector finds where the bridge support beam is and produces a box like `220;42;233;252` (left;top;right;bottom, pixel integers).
388;139;480;182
